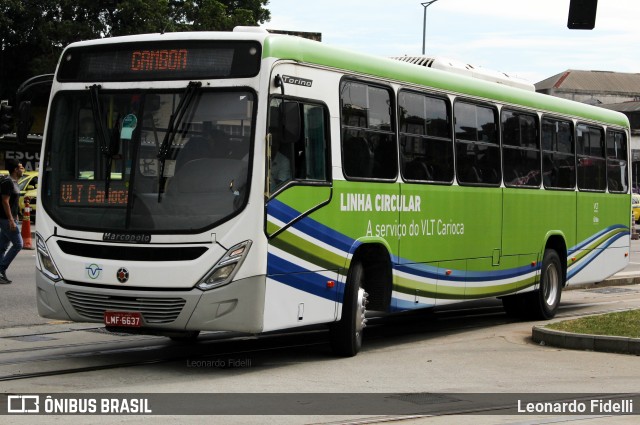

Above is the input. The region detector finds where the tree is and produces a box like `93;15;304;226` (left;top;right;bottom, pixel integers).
0;0;271;100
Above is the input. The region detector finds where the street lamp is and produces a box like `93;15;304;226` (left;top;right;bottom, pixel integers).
421;0;439;55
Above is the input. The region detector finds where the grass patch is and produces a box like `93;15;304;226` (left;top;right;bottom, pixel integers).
546;309;640;338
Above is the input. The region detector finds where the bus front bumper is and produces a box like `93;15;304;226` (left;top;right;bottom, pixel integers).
36;271;266;334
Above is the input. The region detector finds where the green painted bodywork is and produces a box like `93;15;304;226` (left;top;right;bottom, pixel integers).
262;34;630;306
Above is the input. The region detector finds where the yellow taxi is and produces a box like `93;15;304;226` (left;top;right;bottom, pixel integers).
18;171;38;222
633;194;640;223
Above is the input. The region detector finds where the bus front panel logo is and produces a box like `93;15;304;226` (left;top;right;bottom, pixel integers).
116;268;129;283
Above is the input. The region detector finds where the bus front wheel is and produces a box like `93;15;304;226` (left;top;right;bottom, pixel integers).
530;249;562;319
330;261;368;357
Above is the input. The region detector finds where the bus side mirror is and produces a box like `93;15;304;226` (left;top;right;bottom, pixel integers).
281;101;301;144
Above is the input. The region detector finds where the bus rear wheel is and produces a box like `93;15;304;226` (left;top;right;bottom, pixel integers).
330;261;368;357
530;249;562;319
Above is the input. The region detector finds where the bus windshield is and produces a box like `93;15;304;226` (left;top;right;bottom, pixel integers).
42;88;254;232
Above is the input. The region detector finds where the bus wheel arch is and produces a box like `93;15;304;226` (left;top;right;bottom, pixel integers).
529;235;567;320
530;248;563;319
543;234;567;288
329;243;393;357
352;243;392;312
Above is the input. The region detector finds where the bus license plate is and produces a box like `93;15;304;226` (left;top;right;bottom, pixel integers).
104;311;142;327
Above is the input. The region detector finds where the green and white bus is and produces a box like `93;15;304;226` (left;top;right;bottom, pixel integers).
35;28;630;356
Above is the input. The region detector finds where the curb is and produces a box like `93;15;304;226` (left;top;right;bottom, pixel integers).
532;277;640;355
532;325;640;355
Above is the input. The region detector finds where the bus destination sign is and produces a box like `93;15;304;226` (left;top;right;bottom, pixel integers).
57;40;261;82
130;49;188;73
60;181;128;207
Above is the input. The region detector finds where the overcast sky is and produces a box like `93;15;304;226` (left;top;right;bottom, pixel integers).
261;0;640;84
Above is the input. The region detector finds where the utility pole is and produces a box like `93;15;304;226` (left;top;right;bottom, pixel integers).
421;0;439;55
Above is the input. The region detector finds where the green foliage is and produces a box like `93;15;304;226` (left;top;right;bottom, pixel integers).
0;0;271;99
546;309;640;338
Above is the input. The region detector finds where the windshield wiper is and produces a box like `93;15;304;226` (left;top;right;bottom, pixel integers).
89;85;121;201
89;84;110;157
157;81;202;202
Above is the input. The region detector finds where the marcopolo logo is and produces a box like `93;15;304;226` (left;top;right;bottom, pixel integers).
103;233;151;244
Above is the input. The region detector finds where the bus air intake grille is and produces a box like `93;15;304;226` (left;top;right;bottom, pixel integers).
57;241;207;261
66;291;186;324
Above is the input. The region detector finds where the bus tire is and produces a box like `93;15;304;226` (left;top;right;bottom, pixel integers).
530;249;562;319
330;261;368;357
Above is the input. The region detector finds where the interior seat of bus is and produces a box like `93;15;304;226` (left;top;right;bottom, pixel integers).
343;136;373;178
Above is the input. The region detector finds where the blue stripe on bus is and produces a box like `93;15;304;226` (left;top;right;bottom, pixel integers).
568;225;628;254
267;200;356;253
267;252;344;302
268;200;628;288
395;262;537;283
567;230;628;279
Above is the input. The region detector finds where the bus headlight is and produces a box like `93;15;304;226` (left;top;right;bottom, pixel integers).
36;233;62;282
197;240;252;291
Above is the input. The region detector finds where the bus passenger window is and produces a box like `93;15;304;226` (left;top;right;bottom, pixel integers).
398;90;453;183
606;130;628;193
502;110;540;188
542;118;575;189
340;80;397;180
577;123;606;191
454;101;500;185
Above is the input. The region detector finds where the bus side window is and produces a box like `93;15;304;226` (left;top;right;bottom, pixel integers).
398;90;453;183
340;80;397;180
302;105;328;181
502;109;540;188
542;118;575;190
454;101;500;186
577;123;606;191
268;99;330;192
606;130;628;193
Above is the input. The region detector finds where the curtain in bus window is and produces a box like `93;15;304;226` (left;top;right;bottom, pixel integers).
502;110;540;187
577;124;606;191
303;105;327;181
340;81;397;180
606;130;628;193
454;102;500;185
398;91;452;183
542;118;575;189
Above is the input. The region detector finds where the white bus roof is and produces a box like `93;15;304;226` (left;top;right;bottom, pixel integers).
390;56;535;91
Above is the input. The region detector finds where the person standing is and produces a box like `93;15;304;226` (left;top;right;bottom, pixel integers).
0;159;25;284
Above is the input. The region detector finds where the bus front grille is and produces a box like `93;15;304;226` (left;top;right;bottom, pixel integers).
66;291;187;324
